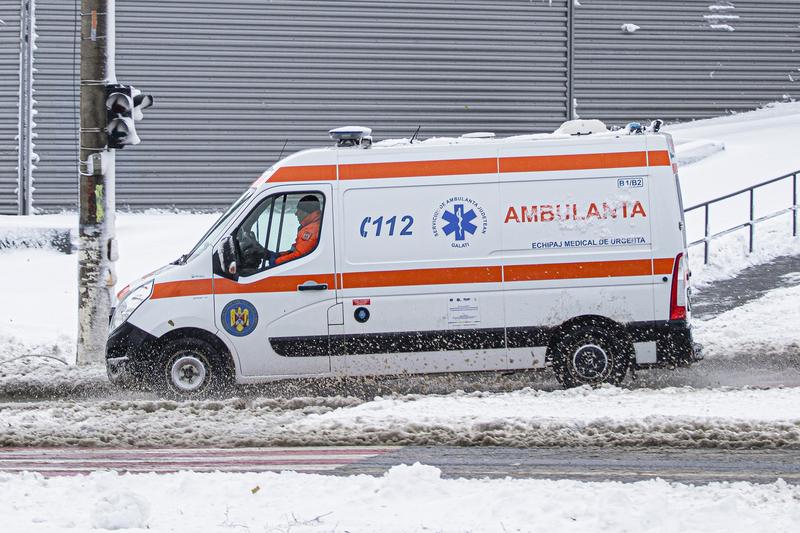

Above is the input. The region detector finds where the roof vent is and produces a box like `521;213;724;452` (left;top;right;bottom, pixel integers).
460;131;495;139
329;126;372;148
554;119;608;136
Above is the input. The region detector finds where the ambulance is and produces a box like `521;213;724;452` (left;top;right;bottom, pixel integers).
106;119;700;397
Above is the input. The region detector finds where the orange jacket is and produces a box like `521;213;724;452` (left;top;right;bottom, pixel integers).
275;210;321;265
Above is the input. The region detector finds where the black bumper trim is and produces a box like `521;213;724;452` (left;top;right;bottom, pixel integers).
269;320;696;365
271;328;507;357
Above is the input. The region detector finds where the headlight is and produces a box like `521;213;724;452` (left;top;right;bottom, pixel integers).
110;280;154;332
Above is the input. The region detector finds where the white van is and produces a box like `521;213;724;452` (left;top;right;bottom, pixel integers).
107;120;700;396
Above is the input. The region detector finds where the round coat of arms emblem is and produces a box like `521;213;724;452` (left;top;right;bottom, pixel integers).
221;299;259;337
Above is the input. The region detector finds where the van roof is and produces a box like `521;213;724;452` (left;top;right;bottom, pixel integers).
254;120;671;186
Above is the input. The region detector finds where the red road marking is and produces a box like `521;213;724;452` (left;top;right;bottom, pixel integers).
0;447;396;477
2;458;363;468
0;447;394;457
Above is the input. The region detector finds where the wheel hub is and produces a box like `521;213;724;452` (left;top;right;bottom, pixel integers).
170;355;208;392
572;344;609;381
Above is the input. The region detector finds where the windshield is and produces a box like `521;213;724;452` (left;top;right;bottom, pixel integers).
180;188;256;263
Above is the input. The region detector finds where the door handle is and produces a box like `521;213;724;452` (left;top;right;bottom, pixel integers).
298;281;328;291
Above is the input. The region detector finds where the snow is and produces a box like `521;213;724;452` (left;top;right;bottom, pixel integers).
668;102;800;213
0;212;218;363
705;2;737;31
704;14;739;21
1;466;799;532
91;491;150;530
0;250;76;357
688;215;800;289
694;282;800;359
667;101;800;285
105;0;116;84
2;386;800;448
673;138;725;167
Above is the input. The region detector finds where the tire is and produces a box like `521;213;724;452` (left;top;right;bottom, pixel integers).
550;323;631;389
153;337;233;399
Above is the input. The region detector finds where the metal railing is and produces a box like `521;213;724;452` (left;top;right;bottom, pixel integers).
685;170;799;264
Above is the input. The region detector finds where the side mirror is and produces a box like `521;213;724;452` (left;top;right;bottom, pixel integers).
213;236;238;278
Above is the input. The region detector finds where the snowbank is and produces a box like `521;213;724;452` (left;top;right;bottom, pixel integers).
2;386;799;448
695;282;800;359
1;466;799;532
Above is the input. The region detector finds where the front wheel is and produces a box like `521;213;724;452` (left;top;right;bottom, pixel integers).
550;324;631;388
154;338;233;399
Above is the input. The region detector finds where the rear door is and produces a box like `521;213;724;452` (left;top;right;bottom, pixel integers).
648;134;688;322
213;184;337;377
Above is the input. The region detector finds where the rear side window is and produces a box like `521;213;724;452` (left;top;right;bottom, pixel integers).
235;191;325;276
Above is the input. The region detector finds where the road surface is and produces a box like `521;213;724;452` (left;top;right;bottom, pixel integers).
3;446;799;484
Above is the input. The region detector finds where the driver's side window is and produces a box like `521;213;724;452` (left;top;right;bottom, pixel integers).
234;191;325;276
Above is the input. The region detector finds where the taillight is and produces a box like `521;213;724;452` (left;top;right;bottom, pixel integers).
669;252;687;320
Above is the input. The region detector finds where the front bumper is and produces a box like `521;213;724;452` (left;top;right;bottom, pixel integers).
106;322;159;384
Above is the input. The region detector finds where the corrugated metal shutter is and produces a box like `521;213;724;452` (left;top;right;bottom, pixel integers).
0;1;20;214
574;0;800;123
31;0;569;211
31;0;79;212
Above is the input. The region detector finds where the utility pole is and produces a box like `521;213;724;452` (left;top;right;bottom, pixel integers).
77;0;117;364
17;0;35;215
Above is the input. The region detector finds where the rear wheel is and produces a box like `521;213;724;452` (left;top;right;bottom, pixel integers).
153;337;233;399
550;323;631;388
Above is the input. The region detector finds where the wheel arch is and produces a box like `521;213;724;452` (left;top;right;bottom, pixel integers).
156;327;237;375
545;314;634;366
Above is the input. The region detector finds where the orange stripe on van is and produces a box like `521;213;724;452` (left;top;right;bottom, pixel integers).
149;258;675;299
215;273;338;295
151;279;213;299
501;151;650;174
270;164;337;182
339;158;497;180
504;258;663;283
267;150;672;183
653;258;675;275
342;265;503;289
648;150;671;167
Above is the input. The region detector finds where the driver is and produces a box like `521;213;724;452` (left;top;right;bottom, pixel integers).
271;195;322;266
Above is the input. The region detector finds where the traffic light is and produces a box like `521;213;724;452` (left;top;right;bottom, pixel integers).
104;84;153;149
